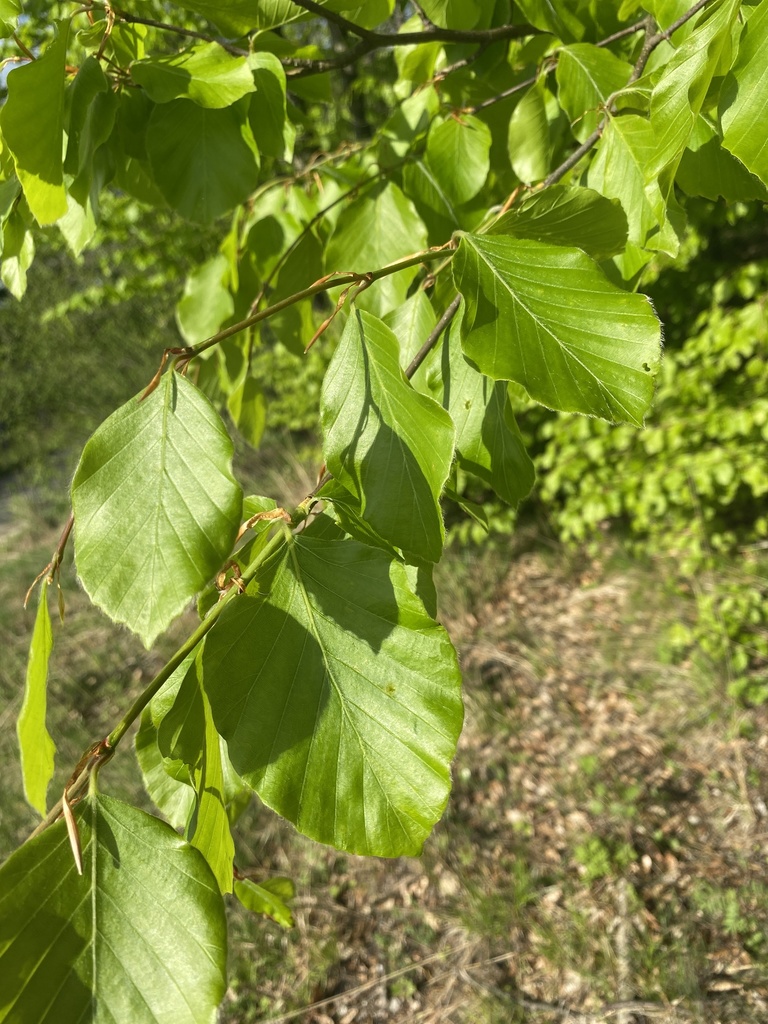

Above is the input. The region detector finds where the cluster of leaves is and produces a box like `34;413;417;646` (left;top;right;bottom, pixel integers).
0;1;766;1020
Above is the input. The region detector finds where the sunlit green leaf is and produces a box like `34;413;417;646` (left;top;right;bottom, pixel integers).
235;877;295;927
720;0;768;186
650;0;741;176
131;42;256;108
17;581;56;816
1;205;34;299
417;0;480;28
507;81;551;184
187;685;235;894
72;372;242;647
587;114;671;252
0;20;69;224
177;253;235;346
321;308;454;562
426;114;491;205
228;376;267;447
203;532;464;856
556;43;632;142
325;181;428;317
0;793;227;1024
490;185;628;260
452;233;661;425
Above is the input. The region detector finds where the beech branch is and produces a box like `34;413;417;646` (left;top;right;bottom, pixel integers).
543;0;714;188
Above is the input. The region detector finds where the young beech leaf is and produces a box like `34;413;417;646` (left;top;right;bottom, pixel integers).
321;308;454;563
72;371;242;648
130;42;256;109
489;185;629;261
0;793;227;1024
720;0;768;187
0;19;70;224
427;309;535;508
17;579;56;816
425;114;491;206
235;876;295;928
452;233;662;426
203;533;464;858
186;682;236;894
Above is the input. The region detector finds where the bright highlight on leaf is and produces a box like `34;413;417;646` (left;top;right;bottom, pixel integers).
17;580;56;816
72;371;242;648
0;19;70;224
0;793;227;1024
452;233;662;425
203;531;464;857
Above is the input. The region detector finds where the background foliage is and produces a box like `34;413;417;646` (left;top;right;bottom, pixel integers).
0;1;767;1022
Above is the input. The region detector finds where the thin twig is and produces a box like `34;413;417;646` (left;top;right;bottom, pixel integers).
405;293;461;379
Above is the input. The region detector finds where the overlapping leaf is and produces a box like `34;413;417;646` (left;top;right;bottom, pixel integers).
0;20;69;224
452;233;661;425
17;581;56;816
490;185;628;260
425;114;491;206
321;309;454;562
720;0;768;186
146;99;259;223
650;0;741;176
324;182;427;317
131;42;256;108
203;531;464;857
428;310;535;507
556;43;632;142
72;371;242;648
0;793;227;1024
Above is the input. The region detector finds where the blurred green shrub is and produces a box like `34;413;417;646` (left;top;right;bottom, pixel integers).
515;201;768;700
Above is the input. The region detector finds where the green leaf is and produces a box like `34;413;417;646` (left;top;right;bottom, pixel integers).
427;308;535;507
677;114;768;201
17;581;56;816
321;308;454;562
0;20;70;225
401;159;460;241
0;793;227;1024
556;43;632;143
650;0;741;176
0;0;21;36
324;181;428;317
720;0;768;186
72;372;242;648
63;57;110;177
452;233;661;425
247;52;293;161
417;0;480;28
136;711;197;829
425;114;491;206
228;376;267;447
203;533;464;857
157;657;205;768
490;185;628;261
507;81;551;184
177;253;236;345
131;42;256;108
514;0;584;42
171;0;366;34
1;205;34;299
187;685;235;894
235;877;295;927
146;99;259;223
587;114;669;251
383;290;437;385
